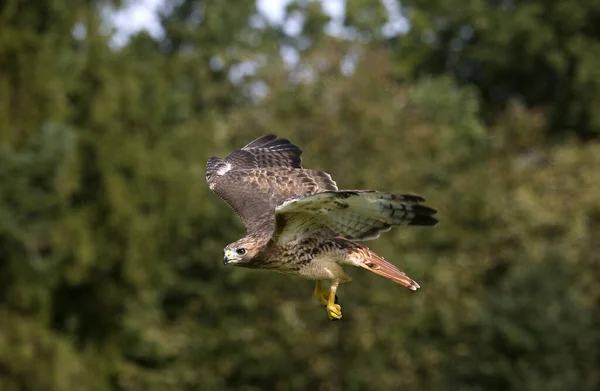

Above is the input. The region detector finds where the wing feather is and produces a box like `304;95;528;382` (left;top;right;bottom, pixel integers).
209;168;337;235
273;190;437;244
206;135;338;235
207;134;302;178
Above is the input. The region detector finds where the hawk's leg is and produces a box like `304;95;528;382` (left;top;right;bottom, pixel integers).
325;281;342;320
314;280;338;306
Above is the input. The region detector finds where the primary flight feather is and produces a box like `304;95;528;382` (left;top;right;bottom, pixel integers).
206;135;438;320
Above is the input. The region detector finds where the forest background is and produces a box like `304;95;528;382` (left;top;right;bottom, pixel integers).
1;1;599;390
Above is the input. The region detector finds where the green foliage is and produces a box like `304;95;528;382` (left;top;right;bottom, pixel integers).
0;1;599;390
388;0;600;138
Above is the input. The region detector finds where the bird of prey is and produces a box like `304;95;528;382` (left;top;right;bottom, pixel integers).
206;135;438;320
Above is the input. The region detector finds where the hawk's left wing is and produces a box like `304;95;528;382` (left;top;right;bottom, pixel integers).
272;190;438;244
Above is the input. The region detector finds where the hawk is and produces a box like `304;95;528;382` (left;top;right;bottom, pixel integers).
206;135;438;320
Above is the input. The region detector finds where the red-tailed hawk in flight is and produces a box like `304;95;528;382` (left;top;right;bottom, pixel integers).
206;135;438;320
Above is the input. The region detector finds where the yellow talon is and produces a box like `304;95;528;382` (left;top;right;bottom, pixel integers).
326;292;342;320
314;281;329;305
315;281;342;320
327;303;342;320
315;292;329;306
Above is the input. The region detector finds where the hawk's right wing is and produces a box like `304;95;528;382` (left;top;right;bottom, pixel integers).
206;134;302;182
206;135;338;236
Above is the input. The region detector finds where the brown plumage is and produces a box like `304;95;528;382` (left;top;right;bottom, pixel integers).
206;135;438;320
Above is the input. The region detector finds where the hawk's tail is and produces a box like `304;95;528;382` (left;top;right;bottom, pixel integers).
341;240;420;290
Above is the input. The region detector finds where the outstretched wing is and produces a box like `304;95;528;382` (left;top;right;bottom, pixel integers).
272;190;438;244
206;134;302;182
206;135;338;236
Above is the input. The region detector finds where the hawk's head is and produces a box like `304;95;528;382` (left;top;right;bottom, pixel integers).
223;236;264;267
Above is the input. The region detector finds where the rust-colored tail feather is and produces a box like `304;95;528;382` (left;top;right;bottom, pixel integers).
353;247;420;290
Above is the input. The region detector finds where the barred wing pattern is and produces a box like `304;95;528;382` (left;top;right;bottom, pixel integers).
206;135;337;236
273;191;438;244
206;134;303;182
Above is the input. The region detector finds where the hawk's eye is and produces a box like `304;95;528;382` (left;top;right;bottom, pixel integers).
236;248;246;255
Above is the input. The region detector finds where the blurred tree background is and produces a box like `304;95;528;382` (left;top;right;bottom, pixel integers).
0;0;599;390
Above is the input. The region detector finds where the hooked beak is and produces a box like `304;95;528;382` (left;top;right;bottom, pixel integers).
223;249;241;265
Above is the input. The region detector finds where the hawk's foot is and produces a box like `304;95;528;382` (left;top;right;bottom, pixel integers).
326;302;342;320
315;281;342;320
314;281;338;306
326;283;342;320
315;290;328;306
315;291;338;306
